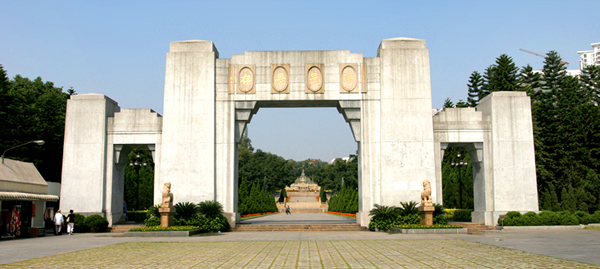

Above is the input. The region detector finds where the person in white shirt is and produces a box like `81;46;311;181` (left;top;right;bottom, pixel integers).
53;210;64;235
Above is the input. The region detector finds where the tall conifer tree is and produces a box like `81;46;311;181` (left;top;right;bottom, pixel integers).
489;54;520;92
467;71;483;106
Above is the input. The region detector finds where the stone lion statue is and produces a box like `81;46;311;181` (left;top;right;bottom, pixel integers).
161;182;173;208
421;180;432;206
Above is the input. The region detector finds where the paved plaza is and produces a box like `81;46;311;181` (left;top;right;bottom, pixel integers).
239;213;357;225
1;214;599;268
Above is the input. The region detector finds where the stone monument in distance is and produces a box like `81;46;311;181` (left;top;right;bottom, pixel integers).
419;179;435;225
159;182;175;227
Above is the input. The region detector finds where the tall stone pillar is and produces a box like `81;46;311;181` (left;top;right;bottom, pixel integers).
60;94;120;216
159;41;219;204
477;92;538;224
376;38;437;206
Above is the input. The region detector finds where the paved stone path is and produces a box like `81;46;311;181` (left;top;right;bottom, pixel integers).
240;213;356;225
2;239;598;268
1;213;599;268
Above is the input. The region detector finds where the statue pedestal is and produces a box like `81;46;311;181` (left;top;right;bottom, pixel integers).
159;207;175;227
418;204;435;226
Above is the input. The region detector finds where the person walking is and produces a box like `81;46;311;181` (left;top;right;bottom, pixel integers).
66;209;75;235
286;206;291;215
53;210;63;235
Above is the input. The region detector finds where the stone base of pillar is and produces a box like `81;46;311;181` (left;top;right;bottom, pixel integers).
418;205;435;226
159;207;175;228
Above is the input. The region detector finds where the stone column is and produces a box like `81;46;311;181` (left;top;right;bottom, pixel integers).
160;40;219;204
418;204;435;226
159;207;175;227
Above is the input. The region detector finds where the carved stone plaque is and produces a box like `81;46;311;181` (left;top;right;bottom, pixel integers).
228;64;234;94
305;64;324;93
339;64;358;93
271;64;290;94
237;65;255;94
361;61;368;93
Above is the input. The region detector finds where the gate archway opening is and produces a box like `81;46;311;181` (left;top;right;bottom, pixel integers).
236;105;359;224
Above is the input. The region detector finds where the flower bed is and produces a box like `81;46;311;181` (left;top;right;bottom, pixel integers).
393;224;462;229
240;211;278;218
129;226;200;232
327;211;356;217
389;224;467;234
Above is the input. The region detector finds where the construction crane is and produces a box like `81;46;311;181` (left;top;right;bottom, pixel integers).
519;48;570;66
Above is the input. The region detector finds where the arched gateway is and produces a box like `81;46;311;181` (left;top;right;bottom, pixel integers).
60;38;539;227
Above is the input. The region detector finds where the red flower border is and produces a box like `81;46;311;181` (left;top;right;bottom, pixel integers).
327;211;356;217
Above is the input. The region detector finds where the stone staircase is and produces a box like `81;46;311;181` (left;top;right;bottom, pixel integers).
232;224;366;232
109;224;145;233
450;222;495;234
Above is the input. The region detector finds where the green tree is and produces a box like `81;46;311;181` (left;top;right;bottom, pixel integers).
519;64;541;96
480;65;495;99
0;71;70;182
319;187;327;203
467;71;483;106
442;98;454;109
488;54;520;92
124;148;154;210
441;147;473;209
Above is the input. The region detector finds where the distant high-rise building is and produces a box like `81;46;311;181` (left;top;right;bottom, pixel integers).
578;42;600;70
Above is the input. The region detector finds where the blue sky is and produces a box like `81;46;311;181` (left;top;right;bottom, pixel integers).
2;1;598;162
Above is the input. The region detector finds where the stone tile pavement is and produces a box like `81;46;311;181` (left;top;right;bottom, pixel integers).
1;213;599;268
1;237;599;268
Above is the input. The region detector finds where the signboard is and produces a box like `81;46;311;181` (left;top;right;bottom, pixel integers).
393;181;408;191
409;181;422;191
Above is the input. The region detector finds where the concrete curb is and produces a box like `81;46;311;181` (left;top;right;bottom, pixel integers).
389;228;468;234
495;225;584;231
124;229;203;237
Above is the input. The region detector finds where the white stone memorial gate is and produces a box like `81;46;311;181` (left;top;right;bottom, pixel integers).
60;38;539;227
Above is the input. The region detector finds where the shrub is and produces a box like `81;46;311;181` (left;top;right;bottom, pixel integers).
174;202;198;220
73;214;89;233
402;214;421;224
433;203;445;218
146;204;161;219
84;215;109;232
538;211;558;225
368;204;400;231
556;211;578;225
434;215;448;225
127;210;147;222
208;214;231;232
197;200;224;219
449;209;473;221
591;210;600;223
369;204;400;220
505;211;522;219
521;212;541;226
398;201;419;216
574;211;591;225
145;217;160;227
186;216;208;229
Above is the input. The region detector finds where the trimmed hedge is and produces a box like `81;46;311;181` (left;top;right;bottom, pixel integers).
499;210;600;226
328;187;358;214
368;202;447;231
444;209;473;221
84;215;109;232
126;210;147;222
